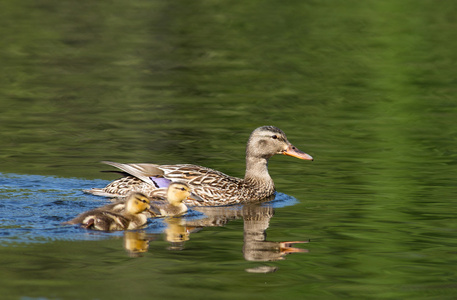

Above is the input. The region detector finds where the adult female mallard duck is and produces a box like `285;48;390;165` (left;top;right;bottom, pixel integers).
64;192;152;231
85;126;313;206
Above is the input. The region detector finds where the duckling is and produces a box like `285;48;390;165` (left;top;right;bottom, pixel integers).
64;192;152;231
148;182;191;217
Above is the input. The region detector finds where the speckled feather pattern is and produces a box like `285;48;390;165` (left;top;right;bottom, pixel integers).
87;165;275;206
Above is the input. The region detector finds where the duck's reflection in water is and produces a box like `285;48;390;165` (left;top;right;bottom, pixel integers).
124;197;308;273
121;197;309;270
189;203;308;259
239;204;308;273
240;205;308;261
190;203;308;274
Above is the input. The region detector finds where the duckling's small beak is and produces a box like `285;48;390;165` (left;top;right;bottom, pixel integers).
282;144;314;161
145;206;154;215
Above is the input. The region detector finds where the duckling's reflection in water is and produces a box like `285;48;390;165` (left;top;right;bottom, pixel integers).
121;218;192;255
123;231;150;257
164;217;191;251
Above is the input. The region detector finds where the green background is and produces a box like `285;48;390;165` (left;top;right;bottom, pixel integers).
0;0;456;299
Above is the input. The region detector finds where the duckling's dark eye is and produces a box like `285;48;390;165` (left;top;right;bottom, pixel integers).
271;135;278;139
180;187;186;191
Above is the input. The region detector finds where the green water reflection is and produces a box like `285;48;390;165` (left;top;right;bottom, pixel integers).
1;0;457;299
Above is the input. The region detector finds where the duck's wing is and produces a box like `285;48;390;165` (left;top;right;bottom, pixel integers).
101;161;234;187
101;161;165;184
83;175;145;197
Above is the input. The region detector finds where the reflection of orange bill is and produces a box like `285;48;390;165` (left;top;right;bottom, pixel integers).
280;240;310;254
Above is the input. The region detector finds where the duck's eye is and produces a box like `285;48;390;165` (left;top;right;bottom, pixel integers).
271;135;278;139
180;187;186;191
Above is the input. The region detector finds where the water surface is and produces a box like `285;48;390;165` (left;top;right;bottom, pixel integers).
1;0;457;299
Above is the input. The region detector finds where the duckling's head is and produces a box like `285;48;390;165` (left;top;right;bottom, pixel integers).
125;192;151;214
166;182;191;206
246;126;313;161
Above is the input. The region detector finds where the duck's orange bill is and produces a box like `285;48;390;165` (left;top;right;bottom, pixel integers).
283;144;314;161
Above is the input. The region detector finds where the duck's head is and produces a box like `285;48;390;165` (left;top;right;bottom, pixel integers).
166;182;191;206
125;192;151;214
247;126;313;161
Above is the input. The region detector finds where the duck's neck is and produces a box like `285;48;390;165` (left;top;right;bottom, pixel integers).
244;155;274;190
